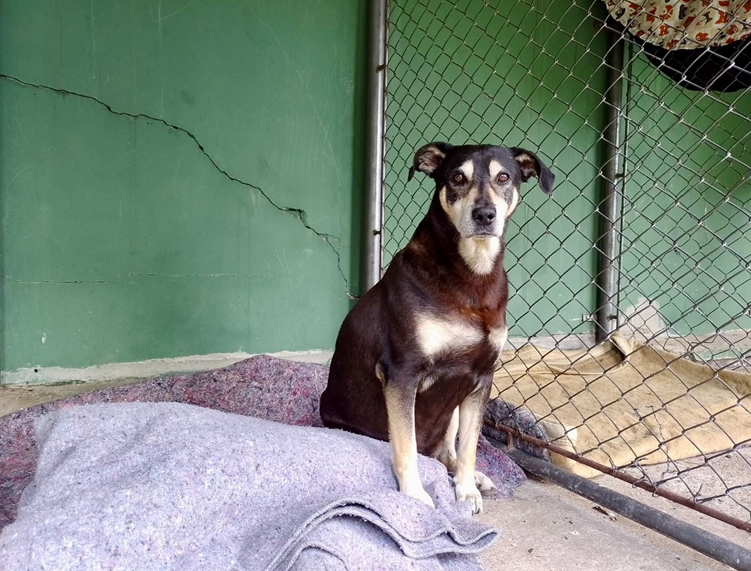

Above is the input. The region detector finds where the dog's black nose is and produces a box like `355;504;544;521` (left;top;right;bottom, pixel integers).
472;205;496;226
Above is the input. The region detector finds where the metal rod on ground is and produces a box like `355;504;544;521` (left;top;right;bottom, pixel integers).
487;420;751;533
505;449;751;571
361;0;388;294
595;22;625;343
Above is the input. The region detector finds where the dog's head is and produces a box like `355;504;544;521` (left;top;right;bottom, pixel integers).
408;143;554;239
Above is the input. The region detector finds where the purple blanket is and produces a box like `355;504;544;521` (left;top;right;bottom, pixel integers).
0;355;530;532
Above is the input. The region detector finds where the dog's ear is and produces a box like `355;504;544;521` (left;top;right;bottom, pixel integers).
408;142;453;181
510;147;554;195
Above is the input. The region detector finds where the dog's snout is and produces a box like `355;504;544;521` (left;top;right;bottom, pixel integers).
471;204;496;226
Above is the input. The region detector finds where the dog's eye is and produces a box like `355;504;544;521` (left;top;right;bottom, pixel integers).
451;172;466;184
497;173;510;183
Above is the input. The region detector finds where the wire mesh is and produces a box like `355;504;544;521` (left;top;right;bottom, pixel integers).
382;0;751;528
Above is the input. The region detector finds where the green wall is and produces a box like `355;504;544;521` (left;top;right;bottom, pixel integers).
619;50;751;337
0;0;366;372
2;0;748;373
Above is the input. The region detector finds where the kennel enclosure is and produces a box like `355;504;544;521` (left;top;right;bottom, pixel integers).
363;0;751;566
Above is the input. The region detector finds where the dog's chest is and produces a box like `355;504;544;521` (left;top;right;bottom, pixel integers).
414;312;507;359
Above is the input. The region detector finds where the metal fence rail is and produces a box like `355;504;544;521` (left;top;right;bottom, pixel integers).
380;0;751;550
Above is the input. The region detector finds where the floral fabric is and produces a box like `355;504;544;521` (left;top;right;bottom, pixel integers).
604;0;751;49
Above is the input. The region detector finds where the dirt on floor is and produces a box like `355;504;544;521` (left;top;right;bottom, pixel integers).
0;379;141;417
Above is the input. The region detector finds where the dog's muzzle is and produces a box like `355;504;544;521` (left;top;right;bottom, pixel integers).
471;203;497;235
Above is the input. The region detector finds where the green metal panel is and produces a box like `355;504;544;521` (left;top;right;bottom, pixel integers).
383;0;610;338
0;0;366;371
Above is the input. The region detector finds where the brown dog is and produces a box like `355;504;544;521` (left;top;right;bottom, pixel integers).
320;142;554;514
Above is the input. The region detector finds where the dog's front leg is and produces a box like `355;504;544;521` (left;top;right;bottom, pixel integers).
454;379;492;515
383;381;435;508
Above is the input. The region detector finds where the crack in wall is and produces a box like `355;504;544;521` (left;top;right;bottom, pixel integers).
0;73;357;299
5;279;136;285
2;272;301;285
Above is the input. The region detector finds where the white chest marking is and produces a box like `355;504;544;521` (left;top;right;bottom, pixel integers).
458;236;501;275
415;314;484;358
488;326;508;353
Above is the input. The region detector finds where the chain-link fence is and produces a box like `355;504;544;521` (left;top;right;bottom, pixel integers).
382;0;751;536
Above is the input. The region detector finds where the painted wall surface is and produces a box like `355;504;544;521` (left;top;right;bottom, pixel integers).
384;0;610;338
2;0;747;374
0;0;366;371
619;51;751;338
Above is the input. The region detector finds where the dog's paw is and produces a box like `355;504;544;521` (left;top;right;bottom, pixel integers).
434;448;458;473
474;470;496;494
454;480;483;515
402;485;436;509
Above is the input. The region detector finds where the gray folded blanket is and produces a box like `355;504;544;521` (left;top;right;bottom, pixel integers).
1;355;540;533
0;402;497;570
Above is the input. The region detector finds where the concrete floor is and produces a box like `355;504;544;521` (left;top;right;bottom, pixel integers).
0;380;142;416
1;380;746;570
479;482;732;571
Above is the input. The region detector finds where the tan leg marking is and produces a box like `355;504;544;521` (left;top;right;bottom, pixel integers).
384;383;435;508
454;386;492;515
432;406;459;473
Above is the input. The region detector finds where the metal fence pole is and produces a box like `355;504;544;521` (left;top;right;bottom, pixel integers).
361;0;388;294
595;24;625;343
